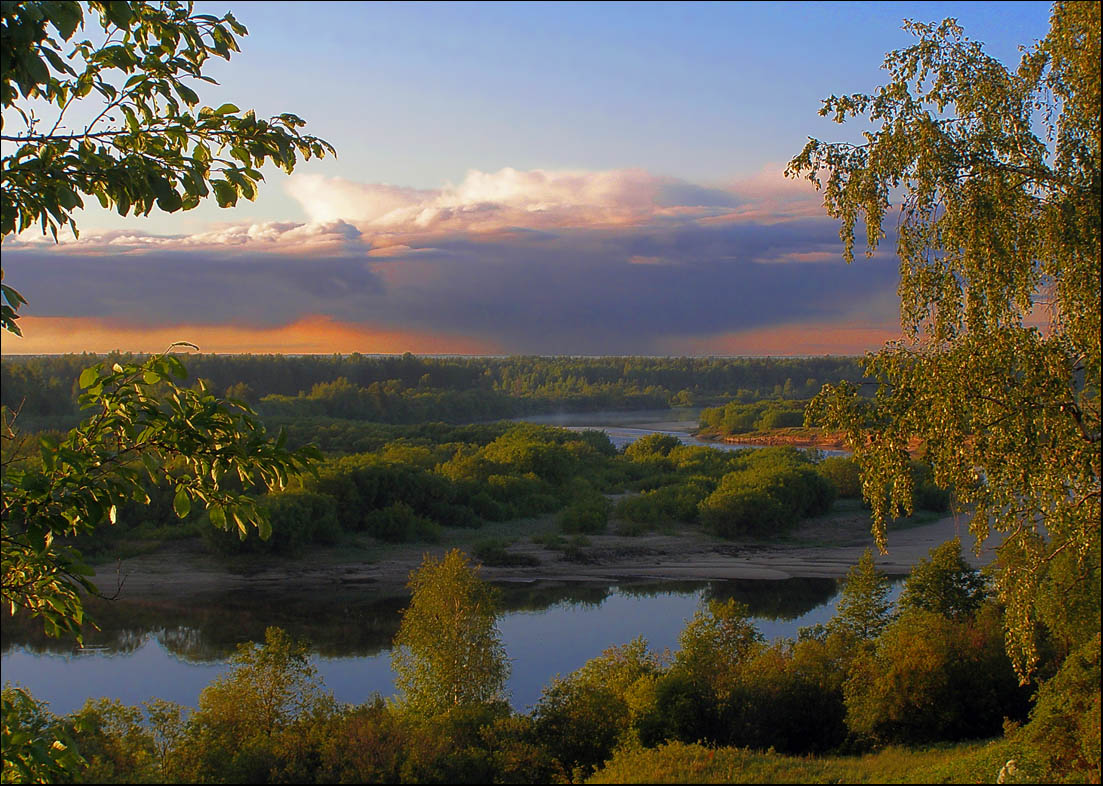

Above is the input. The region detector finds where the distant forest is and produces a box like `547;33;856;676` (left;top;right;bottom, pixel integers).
1;354;867;426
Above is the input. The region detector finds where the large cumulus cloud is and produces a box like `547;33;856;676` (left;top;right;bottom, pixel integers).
2;166;901;355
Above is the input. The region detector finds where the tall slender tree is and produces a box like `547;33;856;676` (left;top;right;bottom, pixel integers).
790;1;1100;680
392;549;510;716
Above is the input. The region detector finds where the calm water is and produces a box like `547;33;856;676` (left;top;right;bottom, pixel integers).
0;577;903;715
517;408;848;455
2;412;858;715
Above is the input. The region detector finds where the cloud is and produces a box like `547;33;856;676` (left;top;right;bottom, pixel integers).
2;164;905;356
3;219;368;256
284;164;821;240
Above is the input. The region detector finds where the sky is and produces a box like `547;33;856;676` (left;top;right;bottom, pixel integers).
1;1;1055;356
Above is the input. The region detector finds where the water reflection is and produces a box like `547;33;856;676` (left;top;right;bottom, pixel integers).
2;577;839;661
3;577;873;714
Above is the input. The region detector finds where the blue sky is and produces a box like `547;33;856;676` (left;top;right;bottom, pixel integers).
3;1;1056;354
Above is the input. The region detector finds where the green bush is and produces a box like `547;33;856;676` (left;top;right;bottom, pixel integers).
364;502;441;543
559;493;611;534
911;460;951;512
204;490;340;555
843;606;1029;745
754;408;804;430
816;456;862;498
624;433;682;460
1015;634;1101;783
698;486;786;538
533;639;661;777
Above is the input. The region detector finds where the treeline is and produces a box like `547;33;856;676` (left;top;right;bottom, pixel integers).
7;539;1095;784
1;353;866;424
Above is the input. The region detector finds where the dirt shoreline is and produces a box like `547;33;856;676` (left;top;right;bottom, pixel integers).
95;508;995;603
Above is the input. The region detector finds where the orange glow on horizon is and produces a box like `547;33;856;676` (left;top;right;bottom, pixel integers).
3;315;503;356
658;320;900;356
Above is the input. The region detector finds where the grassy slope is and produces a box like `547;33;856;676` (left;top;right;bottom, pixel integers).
588;738;1027;784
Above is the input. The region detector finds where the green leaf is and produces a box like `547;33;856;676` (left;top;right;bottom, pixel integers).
212;180;236;207
44;1;84;39
103;2;134;30
173;487;191;519
78;367;99;389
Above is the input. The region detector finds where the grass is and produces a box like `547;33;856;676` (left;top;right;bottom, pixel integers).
588;737;1028;784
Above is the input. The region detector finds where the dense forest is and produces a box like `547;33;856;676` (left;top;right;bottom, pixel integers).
0;353;866;426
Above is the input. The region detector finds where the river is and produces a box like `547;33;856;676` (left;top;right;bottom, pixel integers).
2;410;861;716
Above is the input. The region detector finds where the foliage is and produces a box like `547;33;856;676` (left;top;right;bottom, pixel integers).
698;398;815;437
533;637;662;777
672;599;762;699
62;698;155;783
0;0;334;329
2;4;334;780
897;537;988;620
828;548;894;642
559;490;611;534
364;501;442;544
791;2;1101;680
203;489;340;555
2;351;317;641
623;432;682;460
392;549;509;716
176;627;335;782
843;606;1029;745
4;354;868;428
587;738;1030;784
0;686;83;784
815;456;863;498
195;627;333;738
1015;633;1102;783
697;448;835;538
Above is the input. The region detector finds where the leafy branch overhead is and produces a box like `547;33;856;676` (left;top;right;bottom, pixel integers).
0;0;335;332
2;348;320;641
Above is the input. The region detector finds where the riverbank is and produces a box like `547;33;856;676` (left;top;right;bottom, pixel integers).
93;502;992;603
704;426;849;451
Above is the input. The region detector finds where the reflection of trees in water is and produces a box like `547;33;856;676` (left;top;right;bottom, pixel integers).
705;578;841;621
616;581;712;600
1;577;846;660
495;582;613;612
158;627;210;660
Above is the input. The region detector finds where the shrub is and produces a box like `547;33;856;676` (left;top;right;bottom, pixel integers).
364;502;441;543
1016;634;1102;783
843;607;1028;745
615;493;666;525
559;493;610;534
204;490;340;555
698;486;786;538
624;433;682;460
533;639;661;777
816;456;863;498
911;460;951;512
754;407;804;430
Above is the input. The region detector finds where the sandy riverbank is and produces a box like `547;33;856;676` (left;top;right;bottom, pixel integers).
94;504;994;603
